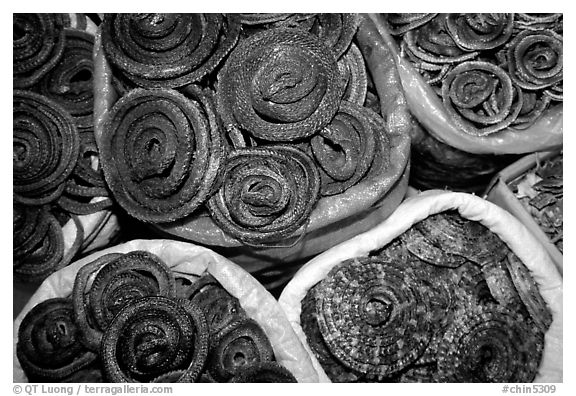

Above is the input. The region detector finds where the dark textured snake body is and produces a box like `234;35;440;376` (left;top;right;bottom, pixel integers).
436;305;544;382
36;29;95;130
216;27;343;143
101;296;209;382
102;13;240;88
13;14;66;89
207;318;275;382
100;87;224;223
207;145;320;245
72;251;176;351
17;298;98;381
183;273;247;339
229;362;297;382
441;61;524;136
13;90;80;206
314;257;432;380
310;101;377;196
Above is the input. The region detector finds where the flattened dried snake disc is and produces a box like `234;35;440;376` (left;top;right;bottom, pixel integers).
217;27;343;142
436;305;544;383
207;145;320;245
300;284;363;382
88;251;176;333
507;29;563;91
208;318;275;382
100;87;224;223
229;362;297;383
413;211;508;266
37;29;95;130
385;13;438;35
72;253;124;351
445;14;514;51
403;15;479;65
13;14;66;89
302;294;362;382
13;211;66;282
401;226;467;268
17;298;97;381
441;61;524;136
311;101;375;196
315;257;432;379
505;252;553;332
338;42;367;105
102;14;240;88
101;296;209;383
13;90;80;206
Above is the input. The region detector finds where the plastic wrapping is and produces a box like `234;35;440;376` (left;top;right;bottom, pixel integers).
91;16;412;281
279;190;562;383
13;239;320;383
484;151;563;274
366;13;563;156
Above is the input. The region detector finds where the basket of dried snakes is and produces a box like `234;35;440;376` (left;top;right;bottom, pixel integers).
13;239;320;383
13;13;120;287
279;190;562;382
484;150;562;274
91;13;411;289
369;13;563;194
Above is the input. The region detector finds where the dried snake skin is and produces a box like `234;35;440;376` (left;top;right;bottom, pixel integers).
338;42;367;105
506;29;563;91
183;273;246;339
101;296;209;382
13;208;69;282
72;251;175;351
207;145;320;245
412;210;508;266
386;14;438;36
207;318;275;382
481;259;525;313
445;14;514;51
300;284;363;382
436;305;544;382
57;129;113;215
13;14;66;89
17;298;97;382
310;101;378;196
387;13;563;136
100;87;224;223
102;14;240;88
505;252;553;333
441;61;524;136
36;29;95;130
300;215;552;382
216;27;343;142
13;90;80;206
228;362;297;383
314;257;432;380
401;226;467;268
